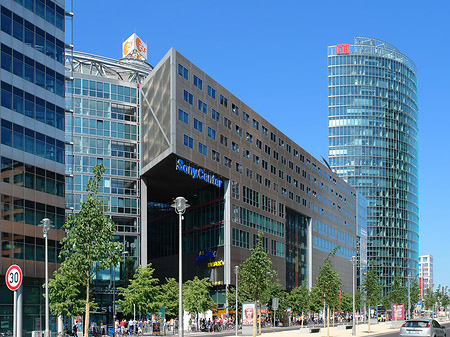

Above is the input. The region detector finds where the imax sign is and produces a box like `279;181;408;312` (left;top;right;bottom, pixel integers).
176;159;223;187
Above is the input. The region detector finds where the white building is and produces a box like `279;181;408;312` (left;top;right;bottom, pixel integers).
419;254;433;297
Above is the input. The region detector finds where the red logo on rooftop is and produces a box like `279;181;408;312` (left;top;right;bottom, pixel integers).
336;44;350;55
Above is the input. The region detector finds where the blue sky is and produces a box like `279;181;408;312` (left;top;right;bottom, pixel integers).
73;0;450;288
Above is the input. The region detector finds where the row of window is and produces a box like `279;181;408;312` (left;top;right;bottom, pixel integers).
72;78;138;104
12;0;65;31
1;119;64;163
65;155;138;178
1;7;64;63
66;193;139;214
1;44;65;97
69;136;137;159
0;80;64;130
67;116;138;141
1;156;64;197
1;194;65;229
1;231;61;263
66;174;137;196
232;205;285;238
312;234;356;260
231;227;284;257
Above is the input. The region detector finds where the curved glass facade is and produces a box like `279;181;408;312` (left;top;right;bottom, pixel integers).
327;37;418;294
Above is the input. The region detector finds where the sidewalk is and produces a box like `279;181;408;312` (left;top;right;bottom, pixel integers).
247;320;450;337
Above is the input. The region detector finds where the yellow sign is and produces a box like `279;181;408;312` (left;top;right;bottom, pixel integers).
207;260;224;268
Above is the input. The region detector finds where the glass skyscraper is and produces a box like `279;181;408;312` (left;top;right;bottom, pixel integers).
327;36;419;294
0;0;66;332
64;42;151;323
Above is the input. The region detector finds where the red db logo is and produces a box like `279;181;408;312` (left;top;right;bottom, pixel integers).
336;44;350;55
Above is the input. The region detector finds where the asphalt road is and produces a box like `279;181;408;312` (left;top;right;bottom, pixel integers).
378;322;450;337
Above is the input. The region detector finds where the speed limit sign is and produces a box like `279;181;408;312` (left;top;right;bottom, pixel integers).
5;264;23;291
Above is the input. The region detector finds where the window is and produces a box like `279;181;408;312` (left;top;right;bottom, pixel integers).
232;103;239;116
256;139;262;149
178;109;188;124
262;160;268;170
232;141;239;153
235;125;243;137
243;112;249;123
198;142;207;156
211;109;220;122
294;149;299;158
198;100;207;114
178;64;188;80
252;119;259;130
256;173;262;184
212;149;220;162
207;85;216;99
279;138;284;147
224;117;232;129
278;170;284;179
264;145;271;155
193;118;203;132
220;135;228;147
270;165;276;175
243;148;250;159
183;134;193;149
224;156;232;168
262;125;268;136
246;168;253;179
236;162;243;174
183;90;193;105
220;94;228;108
193;75;203;90
270;132;276;142
273;151;279;160
253;154;259;165
231;181;240;199
245;132;253;143
207;127;216;140
243;186;259;207
286;143;291;153
265;178;271;188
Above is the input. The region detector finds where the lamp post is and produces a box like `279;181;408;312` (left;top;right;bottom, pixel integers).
40;218;52;337
407;276;411;320
171;197;190;337
234;266;239;337
351;256;357;336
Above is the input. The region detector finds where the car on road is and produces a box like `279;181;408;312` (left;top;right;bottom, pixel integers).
399;319;446;337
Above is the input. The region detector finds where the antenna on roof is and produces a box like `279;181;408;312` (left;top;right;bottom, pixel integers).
321;156;336;173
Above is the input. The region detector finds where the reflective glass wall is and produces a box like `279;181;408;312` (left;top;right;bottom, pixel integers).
328;37;419;294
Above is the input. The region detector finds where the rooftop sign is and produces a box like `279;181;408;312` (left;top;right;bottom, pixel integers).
122;33;148;60
336;44;350;55
176;158;223;188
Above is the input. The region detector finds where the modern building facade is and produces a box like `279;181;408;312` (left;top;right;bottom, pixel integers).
140;48;362;312
0;0;66;332
419;254;433;297
327;37;419;294
64;35;152;323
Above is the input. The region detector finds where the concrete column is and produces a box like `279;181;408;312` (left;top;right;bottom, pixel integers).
223;180;231;287
140;177;148;266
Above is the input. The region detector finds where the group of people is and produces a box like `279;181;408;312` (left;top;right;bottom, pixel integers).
115;319;147;335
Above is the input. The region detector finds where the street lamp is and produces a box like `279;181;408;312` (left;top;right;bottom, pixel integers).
171;197;190;337
234;266;239;337
40;218;52;337
351;256;357;336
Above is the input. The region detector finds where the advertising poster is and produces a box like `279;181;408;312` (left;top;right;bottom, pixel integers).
242;303;256;325
392;304;404;320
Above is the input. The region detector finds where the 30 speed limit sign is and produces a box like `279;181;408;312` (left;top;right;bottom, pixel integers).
5;264;23;291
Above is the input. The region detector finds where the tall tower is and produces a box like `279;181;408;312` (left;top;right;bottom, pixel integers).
64;34;151;324
327;37;419;294
0;0;66;331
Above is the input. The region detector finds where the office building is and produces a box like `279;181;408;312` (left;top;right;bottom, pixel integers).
64;33;151;323
0;0;66;332
327;36;419;294
140;48;362;313
419;254;433;297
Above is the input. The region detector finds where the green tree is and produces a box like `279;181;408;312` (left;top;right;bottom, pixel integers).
309;286;324;313
117;263;160;316
160;278;179;318
238;232;278;337
409;278;420;317
48;164;123;337
423;287;436;311
340;292;353;313
288;284;310;328
388;272;407;328
183;276;215;331
361;267;382;333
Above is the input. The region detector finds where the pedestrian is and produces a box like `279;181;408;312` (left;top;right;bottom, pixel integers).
72;323;77;337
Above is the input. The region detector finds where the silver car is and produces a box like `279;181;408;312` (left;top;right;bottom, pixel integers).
399;319;446;337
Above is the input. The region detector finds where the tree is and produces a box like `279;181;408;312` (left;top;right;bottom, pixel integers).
314;246;342;335
423;287;436;311
160;278;179;318
117;263;161;316
361;267;382;333
238;231;278;337
49;164;123;337
183;276;215;331
288;284;310;328
409;278;420;317
340;292;353;313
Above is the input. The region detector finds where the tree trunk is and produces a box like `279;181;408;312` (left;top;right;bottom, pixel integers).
327;306;330;337
84;275;90;337
258;302;261;334
301;311;304;328
367;301;371;333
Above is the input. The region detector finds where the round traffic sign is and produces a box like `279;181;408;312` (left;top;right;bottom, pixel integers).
5;265;23;291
